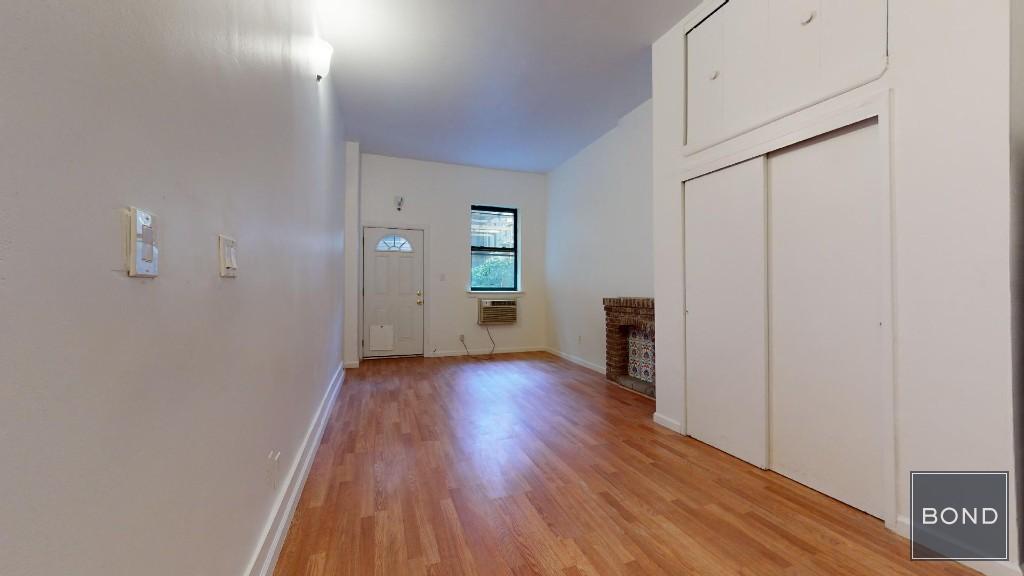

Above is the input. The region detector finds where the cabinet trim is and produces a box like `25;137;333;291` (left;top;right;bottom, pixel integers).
681;89;890;183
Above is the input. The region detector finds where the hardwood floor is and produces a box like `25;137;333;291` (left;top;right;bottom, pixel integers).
273;352;975;576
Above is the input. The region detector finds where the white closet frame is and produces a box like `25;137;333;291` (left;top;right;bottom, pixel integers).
679;90;897;530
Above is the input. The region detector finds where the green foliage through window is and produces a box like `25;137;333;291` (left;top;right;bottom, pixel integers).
470;206;517;291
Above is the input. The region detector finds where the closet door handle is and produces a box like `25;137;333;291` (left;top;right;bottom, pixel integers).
709;70;720;81
801;11;816;25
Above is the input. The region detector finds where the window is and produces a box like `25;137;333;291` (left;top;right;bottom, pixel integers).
470;205;517;291
376;234;413;252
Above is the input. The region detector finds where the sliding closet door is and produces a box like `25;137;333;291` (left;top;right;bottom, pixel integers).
685;157;767;468
768;119;888;518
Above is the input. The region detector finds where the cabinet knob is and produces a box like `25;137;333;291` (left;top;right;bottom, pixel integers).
709;70;720;81
801;11;816;25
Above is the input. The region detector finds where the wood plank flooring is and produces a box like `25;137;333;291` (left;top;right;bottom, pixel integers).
273;352;975;576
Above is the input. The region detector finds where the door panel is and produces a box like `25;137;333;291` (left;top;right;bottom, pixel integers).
685;7;723;147
768;120;888;518
374;256;389;294
768;0;821;118
819;0;887;95
398;255;415;294
721;0;769;138
363;228;425;357
684;157;768;469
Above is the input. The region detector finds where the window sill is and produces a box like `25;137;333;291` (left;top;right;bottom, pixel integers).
466;290;524;297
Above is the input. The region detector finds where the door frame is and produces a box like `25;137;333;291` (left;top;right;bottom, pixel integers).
361;224;428;359
679;90;896;530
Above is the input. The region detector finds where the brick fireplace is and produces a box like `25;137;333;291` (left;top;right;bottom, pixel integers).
603;297;655;398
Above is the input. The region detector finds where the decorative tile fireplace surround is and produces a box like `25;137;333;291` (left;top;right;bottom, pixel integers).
603;297;655;398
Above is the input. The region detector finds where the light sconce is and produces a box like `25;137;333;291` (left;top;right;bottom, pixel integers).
312;38;334;82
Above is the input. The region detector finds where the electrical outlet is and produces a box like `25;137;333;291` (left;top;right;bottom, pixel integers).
578;335;583;344
266;450;282;489
459;334;465;343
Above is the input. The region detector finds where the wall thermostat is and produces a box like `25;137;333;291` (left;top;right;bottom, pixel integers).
127;207;158;278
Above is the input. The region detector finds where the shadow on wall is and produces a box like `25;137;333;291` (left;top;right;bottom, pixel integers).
1013;0;1024;561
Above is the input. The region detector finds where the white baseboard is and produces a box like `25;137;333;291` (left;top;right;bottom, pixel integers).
544;347;605;374
545;348;684;436
426;346;547;358
894;515;1022;576
244;364;345;576
343;360;359;369
653;412;684;434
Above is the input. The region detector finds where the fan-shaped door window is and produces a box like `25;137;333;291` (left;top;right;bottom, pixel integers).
376;234;414;252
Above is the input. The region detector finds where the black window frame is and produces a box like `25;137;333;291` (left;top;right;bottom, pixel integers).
469;205;519;292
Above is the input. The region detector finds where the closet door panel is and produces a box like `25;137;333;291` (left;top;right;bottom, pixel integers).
768;119;888;518
684;0;888;150
685;8;724;147
721;0;770;137
819;0;888;92
684;157;767;468
767;0;821;117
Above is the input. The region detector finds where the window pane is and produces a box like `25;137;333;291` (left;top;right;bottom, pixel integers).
471;210;515;249
375;235;413;252
471;252;515;289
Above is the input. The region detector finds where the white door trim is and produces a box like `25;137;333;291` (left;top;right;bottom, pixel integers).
361;225;427;358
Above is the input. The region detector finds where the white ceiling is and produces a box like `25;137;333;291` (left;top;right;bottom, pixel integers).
319;0;700;173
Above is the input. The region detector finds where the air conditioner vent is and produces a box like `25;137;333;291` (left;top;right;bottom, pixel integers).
478;299;518;325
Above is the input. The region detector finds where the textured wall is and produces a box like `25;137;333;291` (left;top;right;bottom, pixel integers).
0;2;346;574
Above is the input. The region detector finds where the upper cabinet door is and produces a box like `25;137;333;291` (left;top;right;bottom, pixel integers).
721;0;770;138
685;0;887;152
818;0;888;93
685;8;724;148
768;0;822;118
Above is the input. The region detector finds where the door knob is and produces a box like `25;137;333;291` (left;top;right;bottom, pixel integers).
709;70;720;81
416;299;423;305
416;290;423;296
801;11;816;25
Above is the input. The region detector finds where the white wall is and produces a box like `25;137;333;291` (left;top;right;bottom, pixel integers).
546;100;654;372
651;28;688;434
0;2;346;575
360;154;548;355
654;1;1019;572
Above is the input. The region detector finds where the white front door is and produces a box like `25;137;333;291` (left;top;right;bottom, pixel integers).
363;227;424;358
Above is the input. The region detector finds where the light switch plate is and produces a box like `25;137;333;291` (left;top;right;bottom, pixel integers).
219;234;238;278
127;207;158;277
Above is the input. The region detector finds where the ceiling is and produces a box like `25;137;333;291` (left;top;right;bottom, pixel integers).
319;0;699;173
